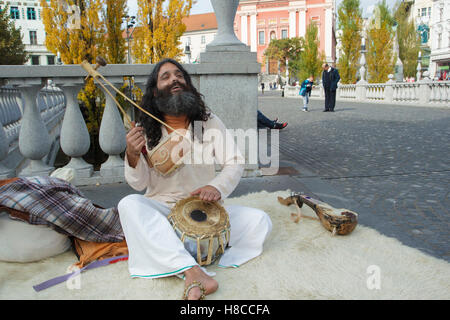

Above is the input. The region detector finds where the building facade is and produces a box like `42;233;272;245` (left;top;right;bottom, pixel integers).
1;0;55;65
179;12;218;64
235;0;336;74
429;0;450;79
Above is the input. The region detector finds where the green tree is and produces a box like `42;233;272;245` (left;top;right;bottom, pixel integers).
366;0;395;83
263;37;303;79
0;5;28;65
337;0;363;84
296;22;324;81
394;1;420;78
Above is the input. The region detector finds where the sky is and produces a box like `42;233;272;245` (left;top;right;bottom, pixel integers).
127;0;399;19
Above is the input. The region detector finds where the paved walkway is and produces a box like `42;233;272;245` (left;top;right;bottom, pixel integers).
81;92;449;262
258;91;450;261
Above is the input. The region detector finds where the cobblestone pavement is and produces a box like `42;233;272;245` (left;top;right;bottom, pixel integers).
258;91;450;261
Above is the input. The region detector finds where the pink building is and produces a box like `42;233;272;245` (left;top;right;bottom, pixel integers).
235;0;336;74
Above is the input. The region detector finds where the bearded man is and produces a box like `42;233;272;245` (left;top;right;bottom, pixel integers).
118;58;272;300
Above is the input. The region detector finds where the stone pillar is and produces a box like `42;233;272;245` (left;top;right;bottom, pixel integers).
325;6;333;62
299;9;306;38
98;84;127;180
289;9;296;38
384;74;395;103
249;12;257;52
240;14;248;45
18;84;54;176
418;71;431;105
59;84;93;179
201;0;261;177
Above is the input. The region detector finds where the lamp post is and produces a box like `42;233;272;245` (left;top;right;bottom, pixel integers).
122;15;136;120
392;22;404;82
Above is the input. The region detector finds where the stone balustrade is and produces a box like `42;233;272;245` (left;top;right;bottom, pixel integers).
286;77;450;107
0;0;261;184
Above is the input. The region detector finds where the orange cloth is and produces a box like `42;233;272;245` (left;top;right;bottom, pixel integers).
0;177;19;188
72;238;128;268
164;114;189;133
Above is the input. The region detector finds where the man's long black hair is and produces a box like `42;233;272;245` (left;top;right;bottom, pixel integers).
139;58;210;149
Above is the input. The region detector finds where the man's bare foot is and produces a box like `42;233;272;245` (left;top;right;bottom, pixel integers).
183;266;218;300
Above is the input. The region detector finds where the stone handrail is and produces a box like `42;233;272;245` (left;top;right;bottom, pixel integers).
286;78;450;106
0;58;261;183
0;0;262;183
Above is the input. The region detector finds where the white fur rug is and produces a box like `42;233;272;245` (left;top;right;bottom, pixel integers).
1;190;449;300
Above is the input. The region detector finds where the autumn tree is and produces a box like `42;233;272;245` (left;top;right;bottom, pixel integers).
394;1;420;78
132;0;193;63
296;22;325;82
0;5;28;65
41;0;120;165
103;0;127;64
366;0;395;83
263;37;303;80
337;0;363;84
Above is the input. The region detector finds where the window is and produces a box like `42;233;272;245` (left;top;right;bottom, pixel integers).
27;7;36;20
421;7;427;17
47;56;55;65
281;29;288;39
428;7;431;16
201;35;205;44
258;31;265;45
31;55;40;65
10;6;20;19
29;31;37;45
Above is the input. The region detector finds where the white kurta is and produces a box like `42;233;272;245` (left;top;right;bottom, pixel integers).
118;113;272;278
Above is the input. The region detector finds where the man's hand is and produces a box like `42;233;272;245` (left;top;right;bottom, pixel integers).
126;122;146;168
190;185;221;202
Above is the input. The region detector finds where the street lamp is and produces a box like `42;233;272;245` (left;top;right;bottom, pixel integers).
122;15;136;120
122;15;136;65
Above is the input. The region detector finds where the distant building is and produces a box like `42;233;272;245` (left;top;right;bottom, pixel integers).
235;0;336;74
1;0;55;65
429;0;450;79
179;12;217;64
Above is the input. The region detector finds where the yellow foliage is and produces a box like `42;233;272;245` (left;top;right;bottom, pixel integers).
132;0;192;63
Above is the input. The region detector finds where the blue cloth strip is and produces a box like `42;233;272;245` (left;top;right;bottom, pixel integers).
33;255;128;292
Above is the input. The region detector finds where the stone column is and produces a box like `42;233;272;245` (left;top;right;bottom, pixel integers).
201;0;261;177
299;9;306;38
59;83;93;179
98;84;127;180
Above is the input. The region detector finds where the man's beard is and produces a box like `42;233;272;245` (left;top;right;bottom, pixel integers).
154;84;202;117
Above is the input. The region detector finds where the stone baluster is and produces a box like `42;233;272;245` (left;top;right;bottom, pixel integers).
59;83;93;179
98;82;127;180
17;83;54;176
0;124;15;178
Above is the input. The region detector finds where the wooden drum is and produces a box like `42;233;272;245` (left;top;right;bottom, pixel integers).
168;196;230;266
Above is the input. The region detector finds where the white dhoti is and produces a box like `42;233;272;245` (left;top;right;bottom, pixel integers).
118;194;272;278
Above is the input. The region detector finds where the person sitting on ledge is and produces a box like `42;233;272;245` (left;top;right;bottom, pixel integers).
257;110;288;129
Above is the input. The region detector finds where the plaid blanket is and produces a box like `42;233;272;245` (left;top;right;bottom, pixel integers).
0;176;124;243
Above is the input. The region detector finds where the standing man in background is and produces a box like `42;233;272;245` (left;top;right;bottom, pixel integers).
321;63;340;112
